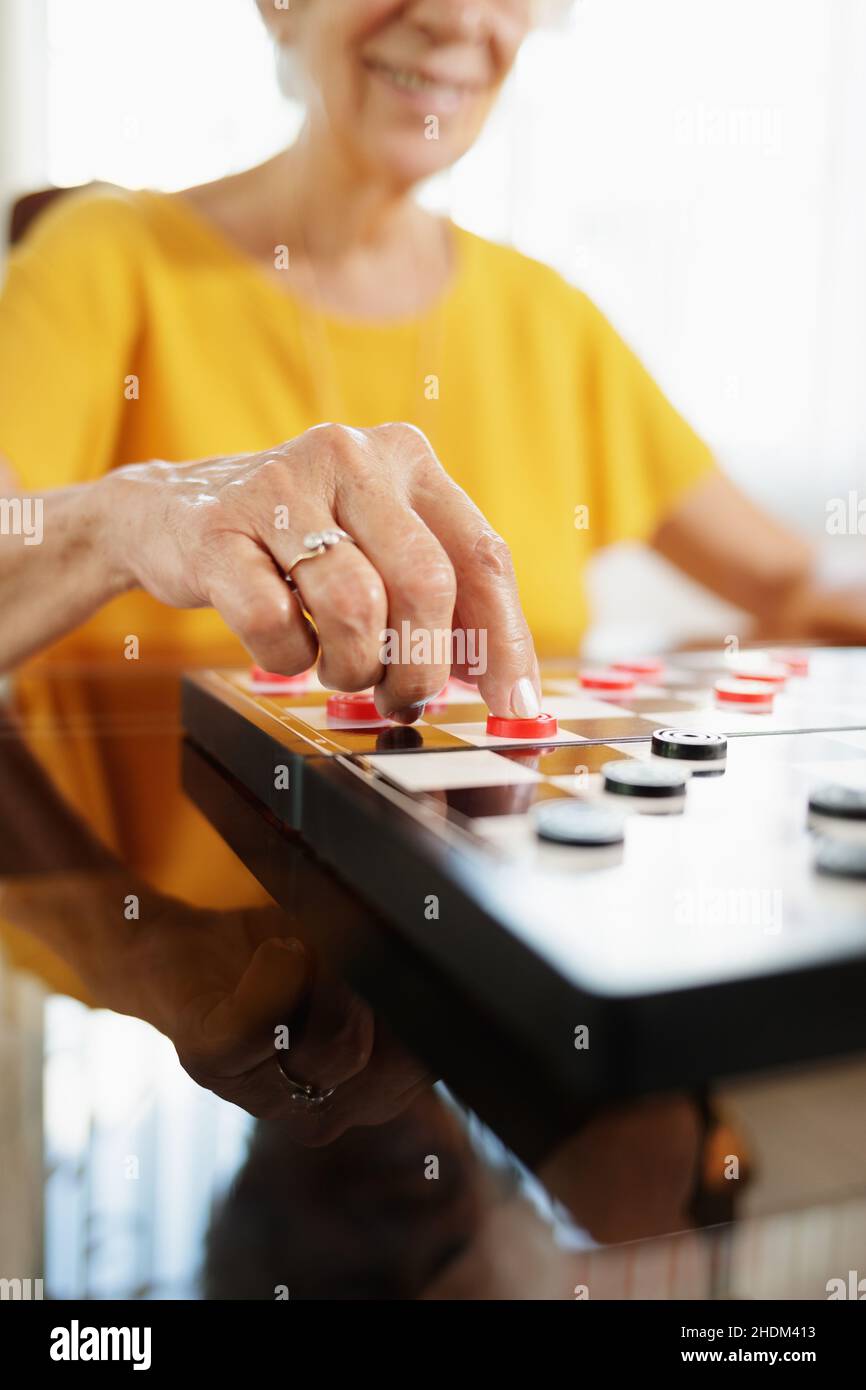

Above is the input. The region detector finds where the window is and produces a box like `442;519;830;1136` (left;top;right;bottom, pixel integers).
15;0;866;641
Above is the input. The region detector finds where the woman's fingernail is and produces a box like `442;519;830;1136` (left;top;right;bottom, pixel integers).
511;678;541;719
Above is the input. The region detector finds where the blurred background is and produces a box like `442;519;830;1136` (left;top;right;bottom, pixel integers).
2;0;866;1298
2;0;865;651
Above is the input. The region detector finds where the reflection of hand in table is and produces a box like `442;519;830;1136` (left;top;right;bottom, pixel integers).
2;868;431;1143
0;708;431;1141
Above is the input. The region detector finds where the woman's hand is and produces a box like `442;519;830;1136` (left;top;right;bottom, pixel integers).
106;423;541;721
0;863;432;1146
130;900;433;1147
0;703;431;1147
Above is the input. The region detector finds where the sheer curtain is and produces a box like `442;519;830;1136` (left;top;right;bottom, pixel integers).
433;0;866;644
441;0;866;517
7;0;866;639
0;0;48;227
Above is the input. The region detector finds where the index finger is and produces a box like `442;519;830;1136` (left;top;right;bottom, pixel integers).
410;465;541;720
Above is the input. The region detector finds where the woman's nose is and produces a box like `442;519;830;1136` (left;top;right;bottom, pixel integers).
409;0;490;44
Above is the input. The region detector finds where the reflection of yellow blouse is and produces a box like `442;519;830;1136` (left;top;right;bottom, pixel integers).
0;188;714;993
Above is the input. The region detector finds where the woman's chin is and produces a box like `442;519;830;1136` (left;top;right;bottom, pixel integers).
361;131;475;187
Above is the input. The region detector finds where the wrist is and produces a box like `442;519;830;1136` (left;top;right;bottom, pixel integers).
92;468;147;596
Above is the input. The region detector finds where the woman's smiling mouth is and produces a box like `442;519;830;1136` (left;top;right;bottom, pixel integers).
363;56;483;114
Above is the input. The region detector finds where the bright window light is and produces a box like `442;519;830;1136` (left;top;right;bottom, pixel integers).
43;0;866;528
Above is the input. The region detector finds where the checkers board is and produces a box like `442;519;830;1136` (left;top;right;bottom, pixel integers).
182;647;866;1144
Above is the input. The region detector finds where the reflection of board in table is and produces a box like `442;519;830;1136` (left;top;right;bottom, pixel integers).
182;648;866;1147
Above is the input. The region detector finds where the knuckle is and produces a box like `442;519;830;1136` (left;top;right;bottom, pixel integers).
176;1048;220;1092
317;422;351;448
471;528;515;580
329;1009;375;1075
379;420;430;447
238;592;293;648
247;451;289;491
401;551;457;613
329;578;386;640
293;1000;373;1088
388;422;440;467
387;672;442;705
310;422;368;469
319;659;377;695
325;665;381;695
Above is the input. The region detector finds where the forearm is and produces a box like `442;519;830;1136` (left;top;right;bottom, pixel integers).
754;576;866;644
0;867;142;1007
0;476;133;672
652;471;866;644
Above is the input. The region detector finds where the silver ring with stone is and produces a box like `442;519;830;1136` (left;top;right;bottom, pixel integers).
274;1054;337;1109
285;528;356;588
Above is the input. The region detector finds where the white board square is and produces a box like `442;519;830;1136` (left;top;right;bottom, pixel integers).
364;750;544;792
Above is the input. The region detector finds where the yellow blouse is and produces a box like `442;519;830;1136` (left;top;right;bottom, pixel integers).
0;185;713;660
0;186;714;996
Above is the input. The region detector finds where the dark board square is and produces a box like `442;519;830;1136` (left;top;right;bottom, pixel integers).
303;722;472;755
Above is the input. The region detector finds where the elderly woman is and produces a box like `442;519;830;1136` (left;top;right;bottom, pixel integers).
3;0;862;691
0;0;863;1125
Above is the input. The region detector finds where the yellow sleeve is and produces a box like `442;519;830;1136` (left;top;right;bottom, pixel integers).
0;187;143;490
578;292;717;549
0;188;145;1003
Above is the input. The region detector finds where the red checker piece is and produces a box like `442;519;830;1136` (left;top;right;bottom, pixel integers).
250;665;312;688
486;712;559;739
579;668;637;693
611;657;664;680
775;649;810;676
326;691;385;722
714;678;775;711
729;659;788;687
